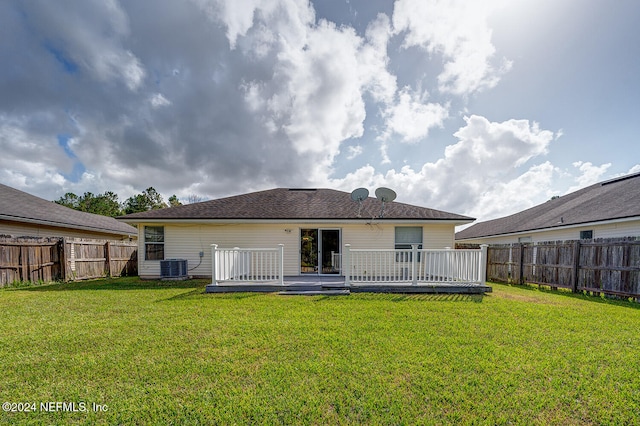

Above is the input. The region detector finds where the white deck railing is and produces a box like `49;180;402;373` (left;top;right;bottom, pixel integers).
331;251;342;273
211;244;284;285
210;243;487;287
343;244;487;286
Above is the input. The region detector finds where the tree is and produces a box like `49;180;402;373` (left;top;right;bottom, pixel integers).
55;192;80;209
168;194;182;207
81;191;121;217
186;194;204;204
54;191;122;217
55;187;174;216
123;187;168;214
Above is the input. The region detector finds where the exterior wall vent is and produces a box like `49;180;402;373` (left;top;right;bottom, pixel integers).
160;259;188;279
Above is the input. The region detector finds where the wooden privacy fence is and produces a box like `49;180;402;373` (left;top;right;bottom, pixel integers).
0;236;137;286
486;237;640;298
0;236;62;286
64;238;137;281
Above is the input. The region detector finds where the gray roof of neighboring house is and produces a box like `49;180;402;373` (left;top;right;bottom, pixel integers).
0;183;137;236
456;172;640;240
119;188;474;222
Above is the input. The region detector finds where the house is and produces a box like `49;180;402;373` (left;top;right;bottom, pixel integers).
455;172;640;245
118;188;475;280
0;183;137;240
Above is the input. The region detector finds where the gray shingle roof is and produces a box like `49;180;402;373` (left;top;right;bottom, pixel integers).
0;183;137;236
119;188;474;222
456;172;640;240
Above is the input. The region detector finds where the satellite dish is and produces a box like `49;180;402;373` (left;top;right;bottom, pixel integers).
350;187;369;202
350;188;369;218
375;187;396;218
375;187;396;203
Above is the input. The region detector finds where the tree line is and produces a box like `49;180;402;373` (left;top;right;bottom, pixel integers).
54;187;203;217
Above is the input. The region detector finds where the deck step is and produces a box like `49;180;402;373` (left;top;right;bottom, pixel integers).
278;289;351;296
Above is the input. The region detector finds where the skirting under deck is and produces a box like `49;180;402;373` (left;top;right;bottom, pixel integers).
205;276;492;295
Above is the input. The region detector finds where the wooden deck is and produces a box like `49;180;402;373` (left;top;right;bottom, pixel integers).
205;276;492;295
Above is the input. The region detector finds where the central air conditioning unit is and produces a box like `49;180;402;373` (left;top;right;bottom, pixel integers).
160;259;188;279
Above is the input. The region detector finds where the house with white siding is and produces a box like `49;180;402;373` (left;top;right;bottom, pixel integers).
455;172;640;245
118;188;476;281
0;183;136;241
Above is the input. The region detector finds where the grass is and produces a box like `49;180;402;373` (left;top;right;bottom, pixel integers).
1;278;640;425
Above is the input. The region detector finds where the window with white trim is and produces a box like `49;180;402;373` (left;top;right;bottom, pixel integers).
144;226;164;260
580;230;593;239
395;226;423;261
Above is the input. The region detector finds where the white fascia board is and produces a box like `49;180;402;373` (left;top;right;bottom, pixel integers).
120;218;474;226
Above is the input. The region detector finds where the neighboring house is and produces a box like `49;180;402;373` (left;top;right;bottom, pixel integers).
118;188;474;279
456;172;640;245
0;183;137;240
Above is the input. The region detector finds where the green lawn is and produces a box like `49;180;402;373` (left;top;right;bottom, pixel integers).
1;278;639;425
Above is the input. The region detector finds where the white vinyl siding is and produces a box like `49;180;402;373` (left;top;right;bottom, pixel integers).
137;221;459;278
421;224;455;249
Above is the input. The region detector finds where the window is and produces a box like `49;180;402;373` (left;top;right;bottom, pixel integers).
395;227;423;261
144;226;164;260
580;230;593;240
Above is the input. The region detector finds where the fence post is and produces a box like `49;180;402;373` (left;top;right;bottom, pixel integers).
518;243;525;285
105;241;111;277
278;244;285;286
19;245;27;282
572;240;581;293
480;244;488;284
344;244;351;287
211;244;218;286
59;238;67;282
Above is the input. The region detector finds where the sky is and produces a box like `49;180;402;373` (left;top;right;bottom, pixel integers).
1;0;639;224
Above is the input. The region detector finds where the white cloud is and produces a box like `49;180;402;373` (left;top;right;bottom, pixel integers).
225;2;398;182
198;0;315;51
360;13;397;104
331;115;557;221
270;20;367;158
150;93;171;108
465;162;557;220
565;161;611;193
346;145;363;160
450;115;553;170
22;1;146;90
381;86;448;142
0;116;73;170
392;0;511;96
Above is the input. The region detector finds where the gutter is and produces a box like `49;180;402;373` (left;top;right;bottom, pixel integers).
118;217;475;226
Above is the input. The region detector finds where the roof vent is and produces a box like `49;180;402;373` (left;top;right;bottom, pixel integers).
600;172;640;186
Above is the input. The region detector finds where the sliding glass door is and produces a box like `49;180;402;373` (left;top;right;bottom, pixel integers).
300;229;341;275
